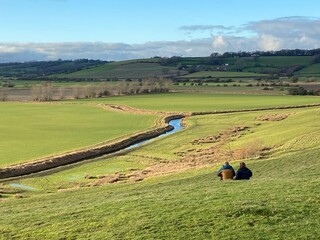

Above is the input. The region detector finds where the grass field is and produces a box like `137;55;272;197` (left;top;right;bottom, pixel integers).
173;83;289;95
1;80;120;88
296;63;320;76
256;56;312;67
0;102;158;168
180;71;267;79
243;66;279;73
73;93;320;112
58;61;184;79
8;92;320;166
8;107;319;190
1;107;319;239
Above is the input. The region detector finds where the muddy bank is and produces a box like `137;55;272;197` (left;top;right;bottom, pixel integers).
0;114;184;179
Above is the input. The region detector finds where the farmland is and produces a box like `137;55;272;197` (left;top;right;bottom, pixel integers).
1;55;320;239
1;104;319;239
180;71;267;79
72;93;320;112
57;61;185;79
0;102;158;168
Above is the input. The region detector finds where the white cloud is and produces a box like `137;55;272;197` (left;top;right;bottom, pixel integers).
1;17;320;62
0;40;214;62
258;34;283;51
179;25;233;32
212;36;230;51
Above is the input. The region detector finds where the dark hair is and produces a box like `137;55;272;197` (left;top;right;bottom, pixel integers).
240;162;246;168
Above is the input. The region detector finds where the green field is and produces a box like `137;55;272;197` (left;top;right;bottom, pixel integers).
296;63;320;76
1;93;320;239
4;93;320;167
243;66;280;73
58;61;184;79
256;56;312;67
73;93;320;112
8;107;319;190
1;107;319;239
0;102;158;168
1;80;120;88
181;71;267;79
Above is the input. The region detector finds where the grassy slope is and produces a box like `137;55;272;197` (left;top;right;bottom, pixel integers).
296;63;320;76
58;61;181;79
55;56;317;80
11;107;320;190
9;107;319;187
1;108;319;239
256;56;312;67
0;102;158;167
181;71;267;78
74;93;320;112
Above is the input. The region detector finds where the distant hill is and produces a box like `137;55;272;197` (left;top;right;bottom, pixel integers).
1;50;320;80
0;59;106;78
56;59;187;79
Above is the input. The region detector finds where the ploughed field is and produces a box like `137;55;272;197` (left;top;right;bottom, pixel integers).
1;93;320;239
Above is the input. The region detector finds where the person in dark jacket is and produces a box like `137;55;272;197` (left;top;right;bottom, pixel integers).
234;162;252;180
217;161;235;180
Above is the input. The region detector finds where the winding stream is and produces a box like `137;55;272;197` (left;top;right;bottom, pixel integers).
2;117;184;181
127;118;184;149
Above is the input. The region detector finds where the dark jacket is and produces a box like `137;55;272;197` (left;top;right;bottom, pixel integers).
235;167;252;180
217;164;235;176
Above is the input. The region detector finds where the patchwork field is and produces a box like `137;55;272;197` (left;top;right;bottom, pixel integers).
57;61;185;79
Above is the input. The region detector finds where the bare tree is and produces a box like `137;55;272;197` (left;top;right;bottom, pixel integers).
73;86;82;99
31;84;41;101
41;82;53;101
0;90;8;101
58;87;65;100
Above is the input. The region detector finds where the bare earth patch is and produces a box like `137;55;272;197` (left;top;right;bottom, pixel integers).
82;125;274;188
255;113;292;121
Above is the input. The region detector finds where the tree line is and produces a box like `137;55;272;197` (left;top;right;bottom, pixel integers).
0;59;106;78
211;48;320;58
30;78;172;101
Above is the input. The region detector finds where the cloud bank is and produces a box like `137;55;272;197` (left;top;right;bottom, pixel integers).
1;17;320;62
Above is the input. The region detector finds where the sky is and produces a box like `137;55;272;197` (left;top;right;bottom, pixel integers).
0;0;320;62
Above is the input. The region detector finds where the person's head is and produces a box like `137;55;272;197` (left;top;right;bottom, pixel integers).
239;162;246;168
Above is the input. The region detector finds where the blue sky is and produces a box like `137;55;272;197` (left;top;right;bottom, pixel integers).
0;0;320;62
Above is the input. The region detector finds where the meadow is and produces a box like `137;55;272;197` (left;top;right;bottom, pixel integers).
1;106;319;239
296;63;320;76
255;56;312;67
0;102;158;168
73;92;320;112
57;61;184;79
180;71;267;79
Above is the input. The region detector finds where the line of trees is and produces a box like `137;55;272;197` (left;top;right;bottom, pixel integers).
288;87;320;96
211;48;320;58
30;78;173;101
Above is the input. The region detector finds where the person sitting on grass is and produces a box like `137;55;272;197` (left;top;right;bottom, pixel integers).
217;161;235;180
234;162;253;180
